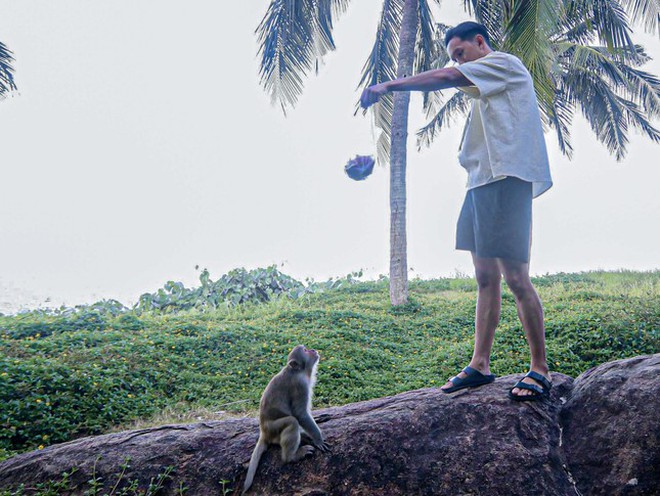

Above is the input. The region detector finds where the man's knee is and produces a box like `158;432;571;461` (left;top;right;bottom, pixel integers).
504;272;534;298
475;268;501;290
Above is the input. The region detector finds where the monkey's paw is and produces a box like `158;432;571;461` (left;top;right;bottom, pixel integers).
301;445;315;457
314;441;332;453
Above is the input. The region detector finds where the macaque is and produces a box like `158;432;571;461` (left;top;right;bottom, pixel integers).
242;345;330;494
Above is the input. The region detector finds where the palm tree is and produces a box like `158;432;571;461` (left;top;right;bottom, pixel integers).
256;0;443;306
255;0;659;306
0;41;17;99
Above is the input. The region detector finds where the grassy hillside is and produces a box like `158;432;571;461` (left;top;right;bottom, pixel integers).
0;270;658;460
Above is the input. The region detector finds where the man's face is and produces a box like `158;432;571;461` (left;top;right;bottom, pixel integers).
447;35;490;65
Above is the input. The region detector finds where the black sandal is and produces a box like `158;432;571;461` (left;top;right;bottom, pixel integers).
508;371;552;402
441;366;496;394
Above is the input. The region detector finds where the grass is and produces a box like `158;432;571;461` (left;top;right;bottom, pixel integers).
0;270;658;461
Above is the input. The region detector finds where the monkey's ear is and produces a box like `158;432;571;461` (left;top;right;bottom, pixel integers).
288;359;303;371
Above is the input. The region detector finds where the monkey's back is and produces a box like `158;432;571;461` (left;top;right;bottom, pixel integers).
259;367;294;426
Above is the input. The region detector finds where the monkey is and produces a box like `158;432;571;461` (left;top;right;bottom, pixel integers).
242;345;330;494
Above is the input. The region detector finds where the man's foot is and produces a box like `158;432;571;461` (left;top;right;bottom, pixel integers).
440;366;496;393
508;370;552;401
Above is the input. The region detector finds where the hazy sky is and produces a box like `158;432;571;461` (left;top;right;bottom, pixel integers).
0;1;658;313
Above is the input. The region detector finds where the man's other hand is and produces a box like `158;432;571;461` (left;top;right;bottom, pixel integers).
360;83;389;109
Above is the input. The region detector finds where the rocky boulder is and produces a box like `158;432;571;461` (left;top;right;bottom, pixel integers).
0;355;657;495
561;354;659;495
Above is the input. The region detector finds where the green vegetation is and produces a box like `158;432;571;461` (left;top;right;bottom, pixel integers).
0;270;658;463
0;459;186;496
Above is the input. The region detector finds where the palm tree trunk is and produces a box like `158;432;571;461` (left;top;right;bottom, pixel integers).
389;0;418;306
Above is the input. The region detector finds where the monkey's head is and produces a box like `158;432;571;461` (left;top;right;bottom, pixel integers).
287;345;319;373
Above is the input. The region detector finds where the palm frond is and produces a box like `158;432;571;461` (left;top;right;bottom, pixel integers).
414;0;437;75
374;93;395;167
502;0;564;121
549;91;575;157
559;42;660;116
584;46;659;117
430;23;452;68
357;0;405;166
415;1;443;115
617;93;660;142
416;91;470;150
581;42;652;65
562;43;629;85
615;64;660;116
561;22;595;44
619;0;659;34
419;23;453;120
462;0;506;48
0;41;17;99
568;0;635;50
358;0;404;90
579;75;628;160
256;0;350;114
613;43;653;66
315;0;352;59
562;67;656;159
559;1;599;44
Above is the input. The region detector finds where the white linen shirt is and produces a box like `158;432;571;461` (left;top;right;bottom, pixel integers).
454;51;552;198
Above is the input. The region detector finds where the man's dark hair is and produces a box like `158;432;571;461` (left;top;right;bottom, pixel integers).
444;21;491;48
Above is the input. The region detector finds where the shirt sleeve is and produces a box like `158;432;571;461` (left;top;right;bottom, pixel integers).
454;52;511;98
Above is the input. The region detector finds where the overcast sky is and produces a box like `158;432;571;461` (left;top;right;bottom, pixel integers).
0;1;658;313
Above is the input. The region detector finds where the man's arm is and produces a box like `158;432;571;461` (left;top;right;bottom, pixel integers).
360;67;472;109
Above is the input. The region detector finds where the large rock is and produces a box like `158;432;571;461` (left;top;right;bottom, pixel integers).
0;355;657;495
561;354;660;495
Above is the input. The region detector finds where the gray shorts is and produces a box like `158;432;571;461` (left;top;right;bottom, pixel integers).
456;176;533;263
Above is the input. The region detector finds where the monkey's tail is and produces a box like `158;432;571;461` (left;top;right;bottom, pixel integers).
242;437;267;494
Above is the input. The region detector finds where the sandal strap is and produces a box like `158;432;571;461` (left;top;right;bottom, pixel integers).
512;382;545;395
525;371;552;392
462;366;483;377
450;366;477;383
449;366;491;385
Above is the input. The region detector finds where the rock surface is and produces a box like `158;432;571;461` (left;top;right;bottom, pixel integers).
0;355;657;495
561;354;660;496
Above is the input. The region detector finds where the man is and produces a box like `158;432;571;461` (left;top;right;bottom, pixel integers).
360;21;553;401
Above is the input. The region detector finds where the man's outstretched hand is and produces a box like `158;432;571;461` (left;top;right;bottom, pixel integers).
360;83;389;109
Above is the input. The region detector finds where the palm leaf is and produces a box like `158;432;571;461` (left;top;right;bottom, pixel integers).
559;42;660;116
576;72;628;159
357;0;405;166
420;23;453;120
315;0;352;59
617;93;660;141
562;43;629;85
502;0;564;121
416;91;470;150
562;67;659;159
415;1;443;116
615;64;660;116
414;0;437;75
0;41;17;99
558;1;596;43
549;91;575;157
619;0;660;34
358;0;404;90
256;0;350;114
374;93;395;167
567;0;635;50
462;0;506;48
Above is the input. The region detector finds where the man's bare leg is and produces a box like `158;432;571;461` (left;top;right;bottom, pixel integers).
441;255;501;390
497;258;551;397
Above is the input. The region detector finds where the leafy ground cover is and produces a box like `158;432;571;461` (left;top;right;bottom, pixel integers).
0;270;658;461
